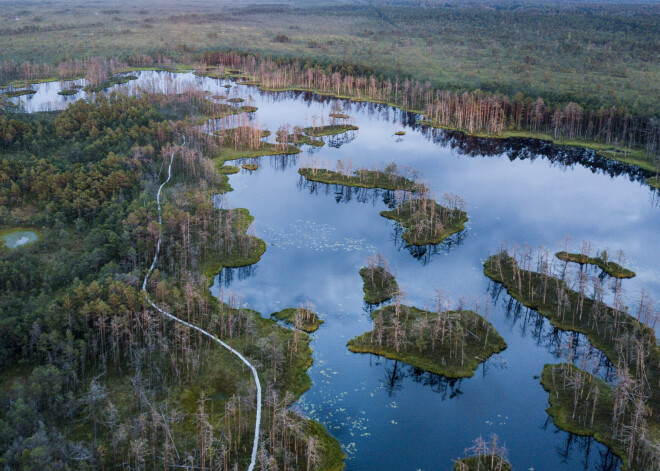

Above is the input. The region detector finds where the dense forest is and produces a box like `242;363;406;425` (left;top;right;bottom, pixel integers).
0;91;343;469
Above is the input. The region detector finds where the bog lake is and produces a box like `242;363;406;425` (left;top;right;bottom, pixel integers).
7;71;660;470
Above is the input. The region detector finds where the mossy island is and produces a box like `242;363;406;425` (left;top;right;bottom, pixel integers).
242;163;258;171
381;194;468;246
0;228;41;250
299;160;426;193
453;456;511;471
3;89;36;98
329;112;350;119
276;127;325;147
359;254;399;304
227;97;245;103
57;89;79;96
271;305;324;333
347;303;506;378
556;250;636;278
453;435;511;471
394;130;406;136
484;250;660;413
540;363;659;470
214;126;301;163
302;124;358;137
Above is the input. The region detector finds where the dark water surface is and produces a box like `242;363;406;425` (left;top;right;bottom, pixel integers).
10;71;660;471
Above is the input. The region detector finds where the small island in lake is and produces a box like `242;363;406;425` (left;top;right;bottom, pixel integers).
359;254;398;304
347;302;506;378
271;305;324;333
380;194;468;246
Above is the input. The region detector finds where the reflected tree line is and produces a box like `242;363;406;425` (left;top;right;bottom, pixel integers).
260;90;653;186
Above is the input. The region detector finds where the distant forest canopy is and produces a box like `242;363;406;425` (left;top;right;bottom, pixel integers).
2;51;659;161
0;0;658;114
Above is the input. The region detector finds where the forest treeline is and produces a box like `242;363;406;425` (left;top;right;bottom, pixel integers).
0;91;342;469
3;51;658;163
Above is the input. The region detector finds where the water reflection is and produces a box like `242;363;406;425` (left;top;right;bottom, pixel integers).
542;418;621;471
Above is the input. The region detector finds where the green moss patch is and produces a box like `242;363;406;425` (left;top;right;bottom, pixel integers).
394;130;406;136
556;251;635;278
227;97;245;103
271;307;324;333
241;163;258;170
347;304;506;378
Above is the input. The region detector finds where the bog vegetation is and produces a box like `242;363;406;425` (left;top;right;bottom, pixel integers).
0;90;343;469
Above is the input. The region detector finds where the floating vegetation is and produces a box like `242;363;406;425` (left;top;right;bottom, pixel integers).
0;228;40;249
381;193;468;246
347;298;507;378
57;89;79;96
241;163;258;171
261;220;376;253
360;254;398;304
394;130;406;136
227;97;245;103
329;112;350;119
271;303;324;333
556;250;635;279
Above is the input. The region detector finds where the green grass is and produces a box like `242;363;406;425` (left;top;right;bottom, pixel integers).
597;149;658;173
270;308;324;333
418;120;658;173
57;89;78;96
484;252;660;413
453;456;512;471
540;364;637;470
298;168;424;192
556;251;636;279
216;164;240;193
359;266;398;304
380;199;468;246
241;163;258;171
347;305;507;378
302;124;359;137
648;176;660;189
307;420;346;471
